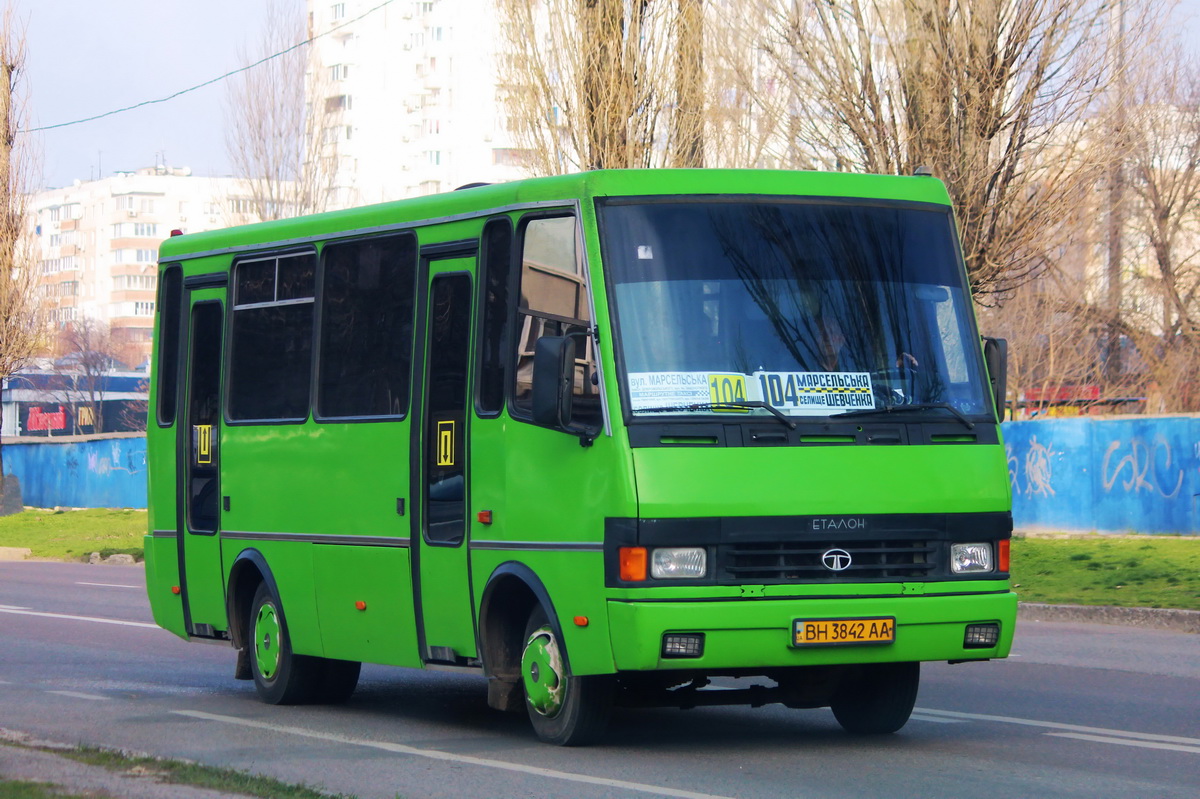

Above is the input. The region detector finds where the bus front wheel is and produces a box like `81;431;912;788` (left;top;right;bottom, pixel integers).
520;605;613;746
248;582;322;705
830;661;920;734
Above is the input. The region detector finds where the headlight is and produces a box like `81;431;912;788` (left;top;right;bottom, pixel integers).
651;547;707;579
951;543;994;574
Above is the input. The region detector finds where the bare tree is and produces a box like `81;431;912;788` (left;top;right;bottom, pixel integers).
0;9;47;483
497;0;709;173
1119;51;1200;411
224;0;341;220
49;319;123;435
116;380;149;434
977;270;1115;418
732;0;1161;300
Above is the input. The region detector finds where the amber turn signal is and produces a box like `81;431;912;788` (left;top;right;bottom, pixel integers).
355;600;367;611
619;546;648;581
998;539;1011;573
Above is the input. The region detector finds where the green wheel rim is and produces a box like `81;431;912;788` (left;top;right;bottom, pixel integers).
521;625;565;718
254;601;282;681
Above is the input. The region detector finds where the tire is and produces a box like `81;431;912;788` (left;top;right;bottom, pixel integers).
248;581;322;705
521;605;613;746
313;658;361;704
830;662;920;735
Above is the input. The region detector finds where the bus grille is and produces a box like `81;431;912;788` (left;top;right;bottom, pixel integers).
718;539;936;583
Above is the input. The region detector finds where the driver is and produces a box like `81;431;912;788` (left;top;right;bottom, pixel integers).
814;314;917;373
816;314;853;371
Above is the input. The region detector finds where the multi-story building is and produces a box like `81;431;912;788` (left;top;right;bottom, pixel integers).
29;166;262;367
307;0;527;205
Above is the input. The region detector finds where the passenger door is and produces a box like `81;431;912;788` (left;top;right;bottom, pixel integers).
413;255;477;662
177;292;226;633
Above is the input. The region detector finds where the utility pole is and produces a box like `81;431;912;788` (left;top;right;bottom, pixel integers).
670;0;704;168
1104;0;1127;392
0;53;13;484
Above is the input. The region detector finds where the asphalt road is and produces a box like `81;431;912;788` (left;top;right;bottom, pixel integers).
1;561;1197;799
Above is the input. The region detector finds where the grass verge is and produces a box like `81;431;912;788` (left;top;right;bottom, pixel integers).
0;780;93;799
62;746;351;798
0;739;352;799
2;509;1198;611
0;508;145;562
1012;535;1200;610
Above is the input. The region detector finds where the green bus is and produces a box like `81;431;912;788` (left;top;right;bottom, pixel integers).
146;168;1015;745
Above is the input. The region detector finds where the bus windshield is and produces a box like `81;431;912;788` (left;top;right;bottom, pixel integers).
599;199;991;421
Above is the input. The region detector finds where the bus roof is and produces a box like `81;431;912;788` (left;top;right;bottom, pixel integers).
157;168;953;264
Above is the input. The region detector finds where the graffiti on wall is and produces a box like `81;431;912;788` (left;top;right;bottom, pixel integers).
1101;435;1185;499
1006;435;1058;497
5;435;148;508
1004;417;1200;534
84;441;147;478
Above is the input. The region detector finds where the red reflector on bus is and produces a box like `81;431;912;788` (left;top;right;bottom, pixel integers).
355;601;367;611
171;586;181;595
619;547;647;581
573;616;589;627
477;510;493;524
998;539;1010;572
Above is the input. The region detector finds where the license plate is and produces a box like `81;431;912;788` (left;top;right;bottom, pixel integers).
792;617;895;647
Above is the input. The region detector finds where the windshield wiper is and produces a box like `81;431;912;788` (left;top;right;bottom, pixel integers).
634;401;797;430
837;402;975;430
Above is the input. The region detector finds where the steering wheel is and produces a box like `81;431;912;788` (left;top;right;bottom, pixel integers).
869;360;918;405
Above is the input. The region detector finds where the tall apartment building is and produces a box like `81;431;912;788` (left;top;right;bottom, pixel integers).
308;0;526;205
29;166;262;367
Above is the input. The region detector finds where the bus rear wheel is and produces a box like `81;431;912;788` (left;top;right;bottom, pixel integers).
248;582;322;705
830;661;920;734
520;606;613;746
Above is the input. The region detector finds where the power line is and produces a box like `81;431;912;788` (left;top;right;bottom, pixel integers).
20;0;396;135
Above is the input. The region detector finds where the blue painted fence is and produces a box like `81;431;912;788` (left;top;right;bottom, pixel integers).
4;434;147;509
6;419;1199;531
1004;416;1200;534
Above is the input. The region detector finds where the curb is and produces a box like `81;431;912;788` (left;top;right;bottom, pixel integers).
1018;602;1200;634
0;546;32;561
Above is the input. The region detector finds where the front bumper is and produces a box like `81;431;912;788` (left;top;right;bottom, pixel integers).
607;590;1016;671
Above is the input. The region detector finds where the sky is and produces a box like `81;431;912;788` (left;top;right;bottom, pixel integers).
16;0;282;190
10;0;1200;192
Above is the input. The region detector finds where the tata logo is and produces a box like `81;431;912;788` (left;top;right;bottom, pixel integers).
821;548;853;572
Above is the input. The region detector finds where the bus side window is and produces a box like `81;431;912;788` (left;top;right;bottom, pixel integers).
155;264;183;427
317;233;417;418
475;217;513;417
228;252;316;422
511;215;599;425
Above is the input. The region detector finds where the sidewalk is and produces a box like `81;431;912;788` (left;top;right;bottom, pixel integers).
1018;602;1200;633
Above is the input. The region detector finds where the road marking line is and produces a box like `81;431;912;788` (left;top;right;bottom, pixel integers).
0;604;31;610
908;714;967;724
75;582;140;589
0;606;157;629
46;691;108;701
173;710;737;799
915;707;1200;747
1046;733;1200;755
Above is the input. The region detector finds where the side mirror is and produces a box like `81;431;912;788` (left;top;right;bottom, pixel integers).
532;335;575;429
983;337;1008;422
